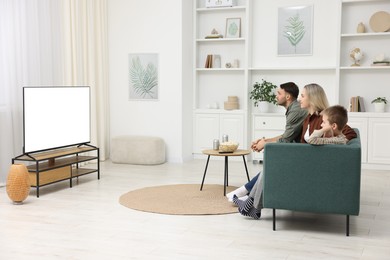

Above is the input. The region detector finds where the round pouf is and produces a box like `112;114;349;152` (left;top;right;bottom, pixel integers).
6;164;31;204
111;136;166;165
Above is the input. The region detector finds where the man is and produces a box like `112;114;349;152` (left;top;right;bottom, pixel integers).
252;82;307;152
226;82;307;201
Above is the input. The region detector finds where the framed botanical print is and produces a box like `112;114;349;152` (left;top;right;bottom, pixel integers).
278;5;313;56
225;18;241;38
128;53;159;100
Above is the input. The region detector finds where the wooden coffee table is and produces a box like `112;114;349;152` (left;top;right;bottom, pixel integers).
200;149;251;196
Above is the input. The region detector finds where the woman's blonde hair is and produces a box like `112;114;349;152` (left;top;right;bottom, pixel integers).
304;83;329;112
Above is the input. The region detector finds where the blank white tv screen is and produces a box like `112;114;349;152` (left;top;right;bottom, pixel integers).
23;86;91;153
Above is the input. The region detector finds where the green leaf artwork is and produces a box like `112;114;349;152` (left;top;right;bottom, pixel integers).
129;56;158;99
228;22;238;36
283;13;306;53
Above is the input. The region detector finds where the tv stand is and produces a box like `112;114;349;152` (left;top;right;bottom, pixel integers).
12;144;99;197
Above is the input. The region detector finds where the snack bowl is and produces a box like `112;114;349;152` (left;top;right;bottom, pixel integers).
219;141;239;152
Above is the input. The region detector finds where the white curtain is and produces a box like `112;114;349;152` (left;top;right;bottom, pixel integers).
0;0;109;183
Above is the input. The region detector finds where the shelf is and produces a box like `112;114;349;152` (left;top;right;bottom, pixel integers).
196;38;245;43
341;32;390;38
349;112;390;117
16;146;97;161
252;112;284;116
195;109;245;114
26;156;98;172
340;66;390;70
196;6;246;12
72;168;98;178
249;67;336;71
342;0;389;3
196;68;245;71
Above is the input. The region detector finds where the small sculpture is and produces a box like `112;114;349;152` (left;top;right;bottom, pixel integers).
350;48;363;66
205;28;223;39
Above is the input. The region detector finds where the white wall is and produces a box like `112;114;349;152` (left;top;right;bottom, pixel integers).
108;0;193;163
181;2;194;161
251;0;340;104
252;0;339;68
107;0;341;163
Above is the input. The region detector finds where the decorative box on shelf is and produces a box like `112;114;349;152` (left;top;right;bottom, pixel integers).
205;0;236;8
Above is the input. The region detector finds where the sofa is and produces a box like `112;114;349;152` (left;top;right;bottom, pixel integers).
262;129;361;236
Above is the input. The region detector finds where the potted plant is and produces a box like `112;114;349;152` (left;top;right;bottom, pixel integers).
249;79;277;112
371;97;387;113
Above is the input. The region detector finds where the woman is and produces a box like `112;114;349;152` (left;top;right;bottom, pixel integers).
299;83;356;143
233;83;357;219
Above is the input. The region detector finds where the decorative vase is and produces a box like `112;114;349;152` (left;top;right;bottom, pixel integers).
374;103;386;113
6;164;31;204
258;101;270;113
357;22;365;33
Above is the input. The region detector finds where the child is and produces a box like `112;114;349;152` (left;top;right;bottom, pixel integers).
307;105;348;145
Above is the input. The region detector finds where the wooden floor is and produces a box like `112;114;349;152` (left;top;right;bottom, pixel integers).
1;159;390;259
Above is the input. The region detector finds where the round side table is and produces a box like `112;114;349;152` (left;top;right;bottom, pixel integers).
200;149;251;196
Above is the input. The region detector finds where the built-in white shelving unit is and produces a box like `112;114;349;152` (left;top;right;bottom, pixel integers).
192;0;390;168
339;0;390;169
193;0;249;154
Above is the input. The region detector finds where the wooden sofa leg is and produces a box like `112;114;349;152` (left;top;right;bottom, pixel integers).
273;209;276;231
346;215;350;236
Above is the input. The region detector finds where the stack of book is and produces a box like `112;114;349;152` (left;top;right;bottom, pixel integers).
204;54;221;68
371;61;390;66
205;55;213;68
349;96;365;112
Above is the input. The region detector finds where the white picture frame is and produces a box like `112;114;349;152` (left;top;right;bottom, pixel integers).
225;18;241;38
277;5;313;56
205;0;236;8
128;53;159;100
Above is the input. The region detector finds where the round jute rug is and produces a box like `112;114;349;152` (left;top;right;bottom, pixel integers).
119;184;238;215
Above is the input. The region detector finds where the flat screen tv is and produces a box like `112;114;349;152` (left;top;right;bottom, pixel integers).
23;86;91;154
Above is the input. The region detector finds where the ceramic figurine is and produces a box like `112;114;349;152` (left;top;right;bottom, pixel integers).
350;48;363;66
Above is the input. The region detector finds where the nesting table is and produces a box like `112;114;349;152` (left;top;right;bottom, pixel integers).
200;149;251;196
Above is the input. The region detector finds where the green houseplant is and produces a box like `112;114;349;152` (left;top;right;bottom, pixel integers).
249;79;277;107
371;97;387;104
371;97;387;113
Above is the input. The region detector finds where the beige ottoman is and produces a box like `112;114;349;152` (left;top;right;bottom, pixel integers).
111;135;166;165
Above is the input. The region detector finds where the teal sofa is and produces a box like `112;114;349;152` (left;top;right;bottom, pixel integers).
262;129;361;236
